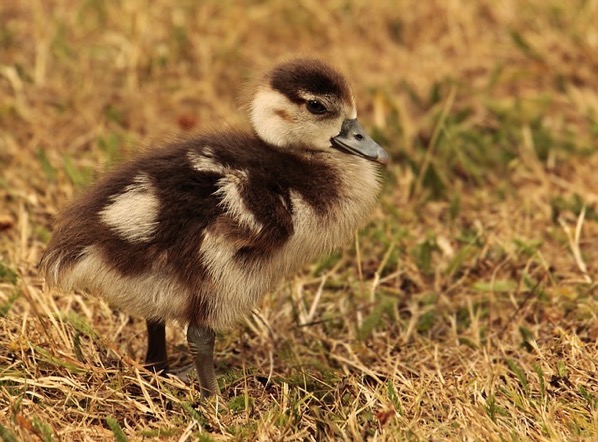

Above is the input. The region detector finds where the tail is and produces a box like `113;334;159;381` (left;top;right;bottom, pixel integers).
38;246;64;288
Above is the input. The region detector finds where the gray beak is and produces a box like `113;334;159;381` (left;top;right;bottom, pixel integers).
331;119;389;165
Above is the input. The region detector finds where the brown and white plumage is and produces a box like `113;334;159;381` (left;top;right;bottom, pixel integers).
39;58;388;397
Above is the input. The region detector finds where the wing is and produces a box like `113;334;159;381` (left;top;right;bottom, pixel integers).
39;136;295;295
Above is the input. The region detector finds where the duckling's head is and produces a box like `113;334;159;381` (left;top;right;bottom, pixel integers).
250;58;388;164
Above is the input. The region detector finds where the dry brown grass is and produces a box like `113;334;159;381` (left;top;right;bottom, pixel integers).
1;0;597;440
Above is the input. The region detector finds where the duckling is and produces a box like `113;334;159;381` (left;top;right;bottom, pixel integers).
39;58;388;397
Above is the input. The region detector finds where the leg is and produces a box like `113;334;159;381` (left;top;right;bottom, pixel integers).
145;319;169;373
187;325;219;397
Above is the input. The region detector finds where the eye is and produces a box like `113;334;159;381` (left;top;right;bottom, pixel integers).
306;100;327;115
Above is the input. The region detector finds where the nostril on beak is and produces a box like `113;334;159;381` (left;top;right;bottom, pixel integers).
354;133;364;141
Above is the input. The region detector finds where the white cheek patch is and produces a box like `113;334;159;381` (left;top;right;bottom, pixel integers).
303;114;347;150
99;173;159;243
251;89;296;147
314;122;343;150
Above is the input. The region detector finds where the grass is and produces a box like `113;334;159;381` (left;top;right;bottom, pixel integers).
1;0;597;440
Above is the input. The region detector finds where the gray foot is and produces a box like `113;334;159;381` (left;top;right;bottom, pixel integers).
187;325;219;397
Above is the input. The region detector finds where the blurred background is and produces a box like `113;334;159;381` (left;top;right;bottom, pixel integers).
2;0;597;203
1;0;597;440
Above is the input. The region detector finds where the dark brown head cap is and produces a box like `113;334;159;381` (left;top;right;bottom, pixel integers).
268;58;353;106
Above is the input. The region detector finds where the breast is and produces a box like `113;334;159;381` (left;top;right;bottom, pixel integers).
198;151;382;330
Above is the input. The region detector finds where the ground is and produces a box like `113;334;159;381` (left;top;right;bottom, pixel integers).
0;0;597;440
